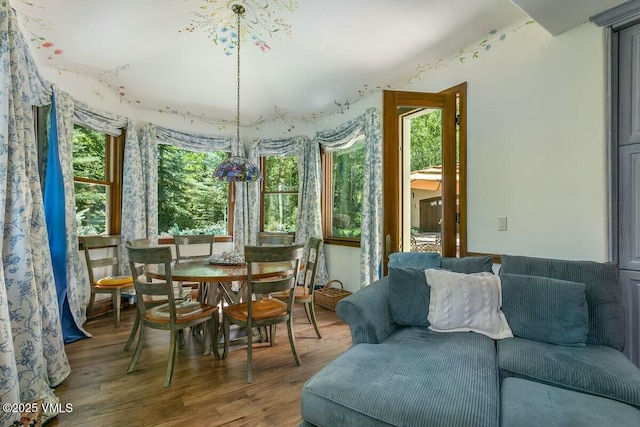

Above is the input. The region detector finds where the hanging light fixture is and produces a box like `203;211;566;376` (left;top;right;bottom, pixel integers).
214;4;263;183
214;4;262;248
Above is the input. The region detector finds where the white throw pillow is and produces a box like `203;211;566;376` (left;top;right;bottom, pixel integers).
425;269;513;340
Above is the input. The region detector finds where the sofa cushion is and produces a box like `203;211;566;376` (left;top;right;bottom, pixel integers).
500;378;640;427
388;251;441;269
388;267;430;327
441;255;493;273
497;337;640;408
426;269;513;340
501;273;588;346
301;328;499;427
499;255;624;350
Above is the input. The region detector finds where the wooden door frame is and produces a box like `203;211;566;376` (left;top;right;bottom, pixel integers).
382;83;467;272
441;82;468;260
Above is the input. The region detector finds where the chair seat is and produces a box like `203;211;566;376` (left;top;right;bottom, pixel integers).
225;298;288;321
271;286;310;300
96;275;134;288
145;301;217;323
82;236;132;329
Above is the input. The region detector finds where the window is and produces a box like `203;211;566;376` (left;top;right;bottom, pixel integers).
322;138;365;243
261;155;298;232
72;124;124;236
157;145;230;236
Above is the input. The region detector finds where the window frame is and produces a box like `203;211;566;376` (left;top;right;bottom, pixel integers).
72;124;125;236
259;155;299;234
321;141;364;248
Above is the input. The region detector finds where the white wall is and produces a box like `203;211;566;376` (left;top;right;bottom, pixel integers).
324;20;609;286
324;244;363;294
460;22;608;261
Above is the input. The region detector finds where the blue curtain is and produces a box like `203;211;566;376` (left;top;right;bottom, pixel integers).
43;95;85;344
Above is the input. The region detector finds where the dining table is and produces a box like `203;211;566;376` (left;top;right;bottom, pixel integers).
145;255;297;305
144;255;298;354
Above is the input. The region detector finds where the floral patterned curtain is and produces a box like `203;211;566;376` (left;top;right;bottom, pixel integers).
231;137;253;252
315;107;383;287
0;4;70;424
121;123;146;253
293;137;329;286
249;136;329;285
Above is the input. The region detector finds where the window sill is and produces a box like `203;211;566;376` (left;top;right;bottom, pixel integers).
157;235;233;245
324;237;360;248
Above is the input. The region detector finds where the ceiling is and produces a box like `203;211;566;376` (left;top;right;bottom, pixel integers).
12;0;628;130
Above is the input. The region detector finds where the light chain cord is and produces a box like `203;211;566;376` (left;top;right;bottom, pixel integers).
236;7;241;146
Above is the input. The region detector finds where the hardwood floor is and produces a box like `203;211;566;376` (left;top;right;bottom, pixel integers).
50;304;352;426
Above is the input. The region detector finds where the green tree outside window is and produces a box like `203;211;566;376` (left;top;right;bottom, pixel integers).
157;145;229;235
263;155;298;232
331;140;365;238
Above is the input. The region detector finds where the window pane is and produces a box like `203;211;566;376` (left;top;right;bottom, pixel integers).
331;140;364;238
157;145;229;235
264;155;298;192
73;124;106;181
264;194;298;232
74;182;107;235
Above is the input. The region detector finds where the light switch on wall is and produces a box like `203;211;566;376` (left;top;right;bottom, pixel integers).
497;216;508;231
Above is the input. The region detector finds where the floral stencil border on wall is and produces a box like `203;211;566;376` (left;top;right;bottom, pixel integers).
181;0;298;54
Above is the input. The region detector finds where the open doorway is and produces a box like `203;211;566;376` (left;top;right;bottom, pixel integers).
383;83;467;273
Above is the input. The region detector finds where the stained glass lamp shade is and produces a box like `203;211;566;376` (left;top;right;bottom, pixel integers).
214;156;263;182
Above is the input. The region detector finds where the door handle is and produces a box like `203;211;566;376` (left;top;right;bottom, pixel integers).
386;234;391;258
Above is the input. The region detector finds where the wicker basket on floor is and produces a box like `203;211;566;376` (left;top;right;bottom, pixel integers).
315;280;351;311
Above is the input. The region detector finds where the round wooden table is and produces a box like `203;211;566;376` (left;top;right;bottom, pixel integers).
145;256;296;305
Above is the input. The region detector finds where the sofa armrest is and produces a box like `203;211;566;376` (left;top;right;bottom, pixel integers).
335;277;398;344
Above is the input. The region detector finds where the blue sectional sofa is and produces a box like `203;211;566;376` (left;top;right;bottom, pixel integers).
299;254;640;426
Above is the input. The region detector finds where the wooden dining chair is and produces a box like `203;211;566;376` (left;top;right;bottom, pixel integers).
125;245;220;387
126;238;151;248
271;237;323;338
222;243;305;383
173;234;216;300
257;232;294;246
81;235;134;328
173;234;215;259
123;238;190;351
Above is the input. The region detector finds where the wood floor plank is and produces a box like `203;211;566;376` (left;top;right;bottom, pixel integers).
49;304;351;426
